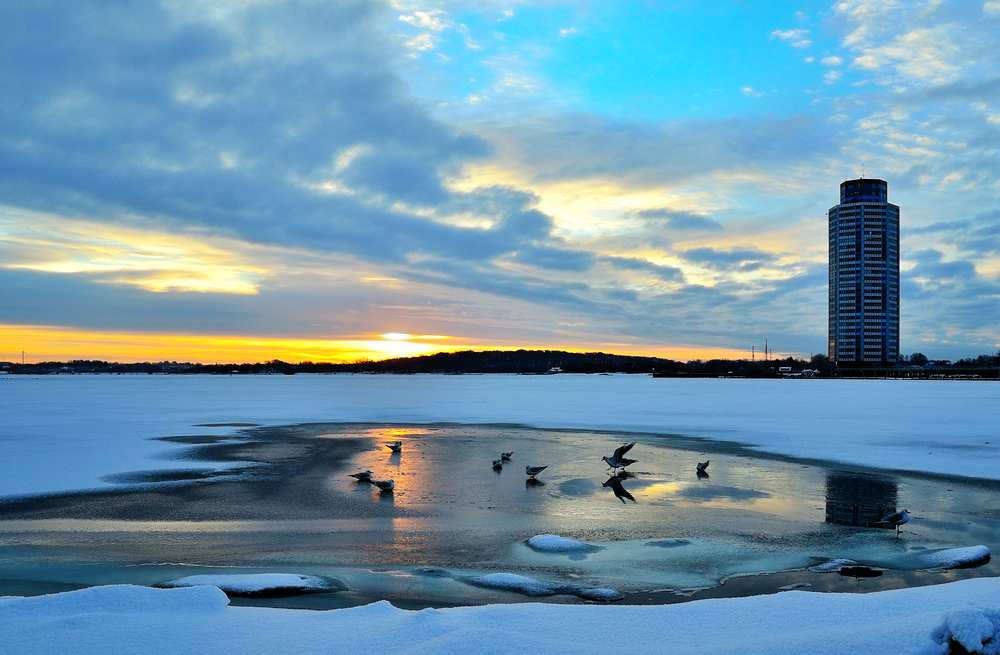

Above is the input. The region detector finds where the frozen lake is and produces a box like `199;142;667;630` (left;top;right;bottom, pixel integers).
0;419;996;607
1;373;997;498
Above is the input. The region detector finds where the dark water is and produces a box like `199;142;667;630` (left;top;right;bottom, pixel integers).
0;423;996;608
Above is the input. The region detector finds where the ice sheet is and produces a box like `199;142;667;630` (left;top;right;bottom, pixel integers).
1;375;996;498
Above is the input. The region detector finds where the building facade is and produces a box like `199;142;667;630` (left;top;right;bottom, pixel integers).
828;178;899;366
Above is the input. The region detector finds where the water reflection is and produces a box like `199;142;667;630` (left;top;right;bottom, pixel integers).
825;472;898;529
602;474;636;504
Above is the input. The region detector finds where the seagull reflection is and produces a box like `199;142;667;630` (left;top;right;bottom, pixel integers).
602;474;637;504
525;477;545;487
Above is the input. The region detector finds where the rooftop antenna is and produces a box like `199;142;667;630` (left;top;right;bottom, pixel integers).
22;350;25;365
861;163;865;179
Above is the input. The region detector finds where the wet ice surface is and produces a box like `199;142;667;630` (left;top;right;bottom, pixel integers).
0;423;997;607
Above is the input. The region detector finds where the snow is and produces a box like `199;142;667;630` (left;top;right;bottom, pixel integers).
0;375;997;498
161;574;334;595
5;579;1000;654
810;558;860;572
468;572;565;596
526;534;599;553
907;546;993;571
467;572;623;601
934;605;1000;654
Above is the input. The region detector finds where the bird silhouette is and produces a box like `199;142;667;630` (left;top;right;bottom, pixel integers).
602;474;636;504
349;470;373;481
386;441;402;452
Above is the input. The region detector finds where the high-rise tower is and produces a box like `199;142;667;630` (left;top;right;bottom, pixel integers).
828;178;899;366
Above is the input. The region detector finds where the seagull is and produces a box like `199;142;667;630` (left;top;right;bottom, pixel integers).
372;478;395;492
697;460;710;473
349;470;373;481
386;441;402;452
501;452;514;461
880;509;910;536
525;465;547;479
603;442;637;472
602;474;636;504
493;458;503;469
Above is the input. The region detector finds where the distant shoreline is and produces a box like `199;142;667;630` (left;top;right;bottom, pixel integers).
2;348;996;379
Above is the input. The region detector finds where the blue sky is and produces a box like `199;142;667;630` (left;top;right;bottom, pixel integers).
1;0;998;363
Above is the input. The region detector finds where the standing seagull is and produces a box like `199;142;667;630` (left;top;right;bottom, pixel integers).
880;509;910;537
525;465;547;479
603;442;637;472
493;458;503;469
501;451;514;461
349;470;373;481
697;460;710;473
372;478;395;492
386;441;402;452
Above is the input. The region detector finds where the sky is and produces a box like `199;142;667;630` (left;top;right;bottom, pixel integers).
1;0;998;364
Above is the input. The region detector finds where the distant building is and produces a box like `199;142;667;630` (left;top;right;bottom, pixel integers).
828;178;900;366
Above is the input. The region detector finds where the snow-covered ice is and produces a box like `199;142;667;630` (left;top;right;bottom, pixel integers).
6;579;1000;654
526;534;599;553
466;572;623;601
161;573;337;596
906;546;993;571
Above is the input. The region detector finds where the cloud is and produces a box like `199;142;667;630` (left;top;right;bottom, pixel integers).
907;212;1000;255
899;248;1000;354
771;28;812;48
0;1;583;285
473;113;838;188
682;247;778;272
399;10;453;32
601;256;685;283
822;56;845;66
631;208;723;232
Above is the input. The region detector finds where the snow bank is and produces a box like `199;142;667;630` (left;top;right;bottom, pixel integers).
7;579;1000;654
931;605;1000;654
161;573;338;596
526;534;600;553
